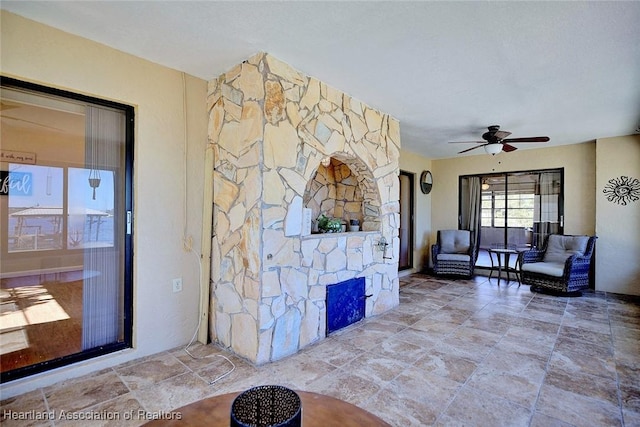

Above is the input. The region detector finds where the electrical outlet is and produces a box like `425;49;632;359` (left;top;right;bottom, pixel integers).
172;278;183;293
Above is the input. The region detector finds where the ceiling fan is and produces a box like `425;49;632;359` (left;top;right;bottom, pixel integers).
450;125;549;155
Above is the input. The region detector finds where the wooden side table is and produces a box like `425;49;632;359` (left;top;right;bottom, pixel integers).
144;390;391;427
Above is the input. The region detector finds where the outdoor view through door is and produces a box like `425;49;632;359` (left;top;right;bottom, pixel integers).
0;78;133;381
460;169;563;269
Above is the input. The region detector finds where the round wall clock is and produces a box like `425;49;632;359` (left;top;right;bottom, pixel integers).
420;170;433;194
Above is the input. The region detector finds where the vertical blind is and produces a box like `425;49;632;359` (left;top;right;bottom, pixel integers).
82;105;126;349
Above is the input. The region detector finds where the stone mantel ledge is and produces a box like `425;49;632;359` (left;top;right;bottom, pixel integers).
301;230;378;240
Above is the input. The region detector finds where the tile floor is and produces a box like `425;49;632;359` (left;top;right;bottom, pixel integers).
2;273;639;426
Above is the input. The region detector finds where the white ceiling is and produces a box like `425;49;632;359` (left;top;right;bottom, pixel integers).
3;1;640;159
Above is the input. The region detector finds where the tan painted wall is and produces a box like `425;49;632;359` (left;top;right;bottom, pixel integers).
399;149;432;273
430;142;596;267
1;11;208;397
595;135;640;295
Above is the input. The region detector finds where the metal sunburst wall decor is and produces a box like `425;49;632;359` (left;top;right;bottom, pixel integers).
603;176;640;205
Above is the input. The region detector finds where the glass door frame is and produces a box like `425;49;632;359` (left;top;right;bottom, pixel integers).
458;167;564;267
0;76;134;382
398;170;414;271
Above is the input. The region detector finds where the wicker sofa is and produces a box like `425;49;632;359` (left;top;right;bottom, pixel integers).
519;234;597;295
431;229;476;278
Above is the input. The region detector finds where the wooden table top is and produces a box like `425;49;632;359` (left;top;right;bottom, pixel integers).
144;390;391;427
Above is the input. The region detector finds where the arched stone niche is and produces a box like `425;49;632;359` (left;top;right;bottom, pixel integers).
303;153;381;232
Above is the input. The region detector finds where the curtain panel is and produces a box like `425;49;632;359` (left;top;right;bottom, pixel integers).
460;176;482;260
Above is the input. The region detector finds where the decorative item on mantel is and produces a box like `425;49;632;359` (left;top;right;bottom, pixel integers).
349;219;360;232
316;214;342;233
301;208;312;236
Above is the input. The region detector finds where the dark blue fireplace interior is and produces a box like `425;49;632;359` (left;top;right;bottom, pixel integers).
326;277;365;334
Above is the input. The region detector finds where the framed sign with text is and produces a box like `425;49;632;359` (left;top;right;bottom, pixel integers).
1;150;37;165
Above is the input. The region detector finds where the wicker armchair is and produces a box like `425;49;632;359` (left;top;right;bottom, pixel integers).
431;230;476;277
519;234;597;295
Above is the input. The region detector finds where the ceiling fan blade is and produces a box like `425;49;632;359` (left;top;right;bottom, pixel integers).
458;144;485;154
502;136;549;143
455;126;550;156
494;130;512;140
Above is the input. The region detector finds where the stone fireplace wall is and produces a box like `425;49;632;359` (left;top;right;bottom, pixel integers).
208;52;400;364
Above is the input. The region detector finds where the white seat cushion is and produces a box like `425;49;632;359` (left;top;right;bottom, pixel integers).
437;253;471;262
521;261;564;277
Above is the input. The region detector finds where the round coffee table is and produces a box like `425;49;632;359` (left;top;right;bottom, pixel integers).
144;390;391;426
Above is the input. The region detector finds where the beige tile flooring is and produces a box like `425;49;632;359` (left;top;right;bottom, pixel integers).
2;273;639;426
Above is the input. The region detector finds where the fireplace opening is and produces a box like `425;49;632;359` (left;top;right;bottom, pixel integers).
326;277;367;334
303;154;381;234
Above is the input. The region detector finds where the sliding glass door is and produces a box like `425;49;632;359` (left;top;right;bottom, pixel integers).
1;78;133;381
460;169;563;267
531;170;563;248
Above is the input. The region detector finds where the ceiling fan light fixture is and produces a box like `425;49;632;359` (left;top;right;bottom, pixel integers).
450;126;548;156
484;143;503;155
